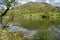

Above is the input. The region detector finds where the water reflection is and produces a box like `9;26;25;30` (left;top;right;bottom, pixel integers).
8;25;60;38
0;24;37;37
8;25;37;37
0;23;60;38
7;25;60;38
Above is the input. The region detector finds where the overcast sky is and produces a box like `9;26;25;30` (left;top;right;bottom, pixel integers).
0;0;60;9
19;0;60;3
55;0;60;2
19;0;60;6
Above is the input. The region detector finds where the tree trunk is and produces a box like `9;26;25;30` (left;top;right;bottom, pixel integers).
1;7;9;17
0;7;9;29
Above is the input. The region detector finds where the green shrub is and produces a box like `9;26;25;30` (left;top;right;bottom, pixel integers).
32;29;57;40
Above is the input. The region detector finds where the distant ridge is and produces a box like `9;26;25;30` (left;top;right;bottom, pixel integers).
15;2;60;13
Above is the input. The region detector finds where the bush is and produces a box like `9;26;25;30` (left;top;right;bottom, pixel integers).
32;29;57;40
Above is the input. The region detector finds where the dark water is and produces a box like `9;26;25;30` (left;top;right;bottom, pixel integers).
9;25;60;39
0;23;60;39
0;24;37;37
9;25;37;37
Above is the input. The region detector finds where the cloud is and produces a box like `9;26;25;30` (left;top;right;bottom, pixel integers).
19;0;37;4
55;0;60;2
30;0;37;2
45;0;51;3
21;1;27;4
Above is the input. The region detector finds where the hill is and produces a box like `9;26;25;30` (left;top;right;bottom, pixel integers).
15;2;60;13
2;2;60;30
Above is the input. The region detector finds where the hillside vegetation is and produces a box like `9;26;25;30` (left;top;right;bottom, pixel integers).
0;29;23;40
2;2;60;30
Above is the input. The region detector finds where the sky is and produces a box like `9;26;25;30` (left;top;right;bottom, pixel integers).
18;0;60;7
19;0;60;6
55;0;60;2
19;0;60;3
0;0;60;9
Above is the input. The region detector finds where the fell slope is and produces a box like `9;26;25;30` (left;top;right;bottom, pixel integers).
3;2;60;29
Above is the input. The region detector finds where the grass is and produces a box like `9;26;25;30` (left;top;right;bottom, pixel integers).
0;29;23;40
2;12;60;30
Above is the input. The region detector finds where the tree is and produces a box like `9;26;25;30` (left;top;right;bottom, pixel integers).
0;0;16;29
